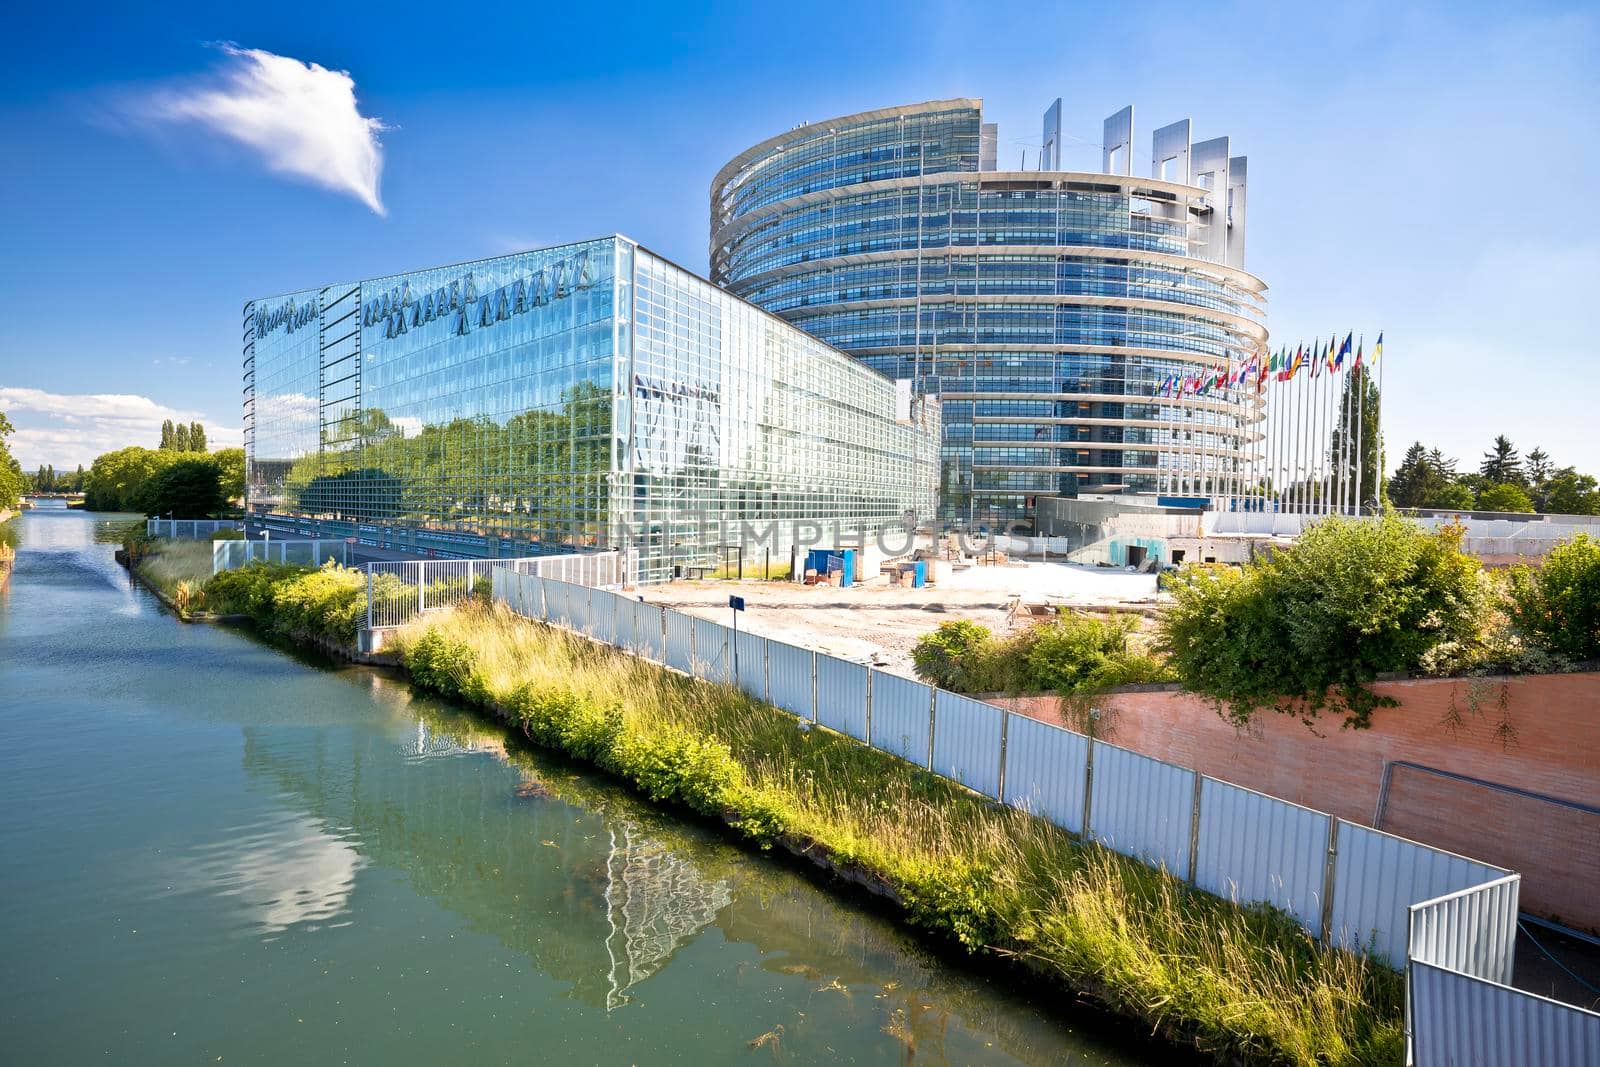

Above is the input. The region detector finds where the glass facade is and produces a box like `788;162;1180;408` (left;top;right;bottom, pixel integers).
712;99;1269;523
244;237;939;584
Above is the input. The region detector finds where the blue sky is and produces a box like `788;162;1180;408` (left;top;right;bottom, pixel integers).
1;1;1595;475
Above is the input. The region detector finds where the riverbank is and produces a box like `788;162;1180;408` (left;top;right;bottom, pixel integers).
388;601;1405;1063
389;605;1403;1064
140;553;1402;1062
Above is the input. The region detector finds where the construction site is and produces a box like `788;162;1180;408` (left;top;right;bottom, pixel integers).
638;537;1163;677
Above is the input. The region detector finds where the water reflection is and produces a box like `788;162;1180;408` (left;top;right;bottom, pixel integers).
0;506;1158;1066
172;808;366;936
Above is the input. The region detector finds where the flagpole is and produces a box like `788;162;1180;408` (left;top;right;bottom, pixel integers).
1269;363;1282;516
1321;342;1333;515
1333;356;1344;515
1311;347;1323;515
1340;366;1351;515
1337;361;1350;518
1354;336;1366;515
1376;334;1386;513
1322;344;1334;515
1290;353;1303;513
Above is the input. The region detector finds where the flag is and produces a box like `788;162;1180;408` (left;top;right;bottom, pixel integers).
1372;332;1384;364
1353;337;1364;370
1337;331;1353;370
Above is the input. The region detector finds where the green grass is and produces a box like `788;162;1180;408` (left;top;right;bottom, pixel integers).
708;560;793;580
391;602;1404;1065
132;538;217;606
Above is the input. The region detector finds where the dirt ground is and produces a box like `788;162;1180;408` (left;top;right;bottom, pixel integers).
638;560;1166;677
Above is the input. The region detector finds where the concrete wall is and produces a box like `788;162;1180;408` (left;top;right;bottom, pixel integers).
986;673;1600;932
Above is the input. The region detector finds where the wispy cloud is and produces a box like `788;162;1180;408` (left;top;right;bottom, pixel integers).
0;387;241;470
142;44;387;215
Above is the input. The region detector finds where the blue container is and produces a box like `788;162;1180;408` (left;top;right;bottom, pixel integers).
912;560;926;588
806;548;855;586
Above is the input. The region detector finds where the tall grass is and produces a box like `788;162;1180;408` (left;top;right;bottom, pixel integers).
393;603;1403;1065
134;539;217;598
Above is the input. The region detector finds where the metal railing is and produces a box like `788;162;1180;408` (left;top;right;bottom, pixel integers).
212;539;350;574
146;518;243;539
365;551;619;630
489;567;1600;1064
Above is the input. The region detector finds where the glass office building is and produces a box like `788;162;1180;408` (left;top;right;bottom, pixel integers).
711;99;1269;522
244;236;940;584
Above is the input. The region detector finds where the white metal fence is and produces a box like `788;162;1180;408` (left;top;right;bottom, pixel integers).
485;568;1599;1064
146;518;243;539
212;538;350;573
366;551;619;630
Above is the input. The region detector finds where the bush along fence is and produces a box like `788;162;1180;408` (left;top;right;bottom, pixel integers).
490;566;1599;1067
364;551;621;631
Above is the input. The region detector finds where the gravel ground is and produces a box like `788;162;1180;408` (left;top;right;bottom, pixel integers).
638;560;1165;677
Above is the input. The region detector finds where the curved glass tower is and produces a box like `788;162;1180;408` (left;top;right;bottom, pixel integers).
711;98;1268;522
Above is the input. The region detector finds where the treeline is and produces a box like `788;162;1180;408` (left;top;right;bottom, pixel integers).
1389;435;1598;515
159;419;208;452
82;421;243;517
29;463;86;493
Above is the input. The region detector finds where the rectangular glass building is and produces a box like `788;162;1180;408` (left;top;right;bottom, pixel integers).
244;236;940;584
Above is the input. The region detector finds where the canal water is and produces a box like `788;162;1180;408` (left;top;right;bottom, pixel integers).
0;504;1161;1065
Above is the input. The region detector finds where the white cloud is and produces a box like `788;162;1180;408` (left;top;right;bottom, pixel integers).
145;45;387;215
0;387;241;470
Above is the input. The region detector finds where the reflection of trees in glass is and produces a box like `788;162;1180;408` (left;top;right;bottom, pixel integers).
278;383;612;546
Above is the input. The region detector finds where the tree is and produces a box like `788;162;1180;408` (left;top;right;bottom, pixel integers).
1507;535;1600;660
1480;435;1523;485
1388;442;1444;508
137;457;226;517
1427;448;1458;480
1525;448;1553;508
1544;469;1600;516
212;447;245;503
1475;482;1534;513
0;412;24;511
82;446;180;512
172;423;190;452
1328;369;1382;512
1424;482;1476;510
189;421;207;452
160;419;175;450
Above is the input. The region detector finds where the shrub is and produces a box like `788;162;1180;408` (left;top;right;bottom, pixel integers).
1475;482;1534;514
1026;613;1139;692
1506;534;1600;660
200;561;368;644
911;620;995;691
1158;515;1488;728
268;562;368;643
911;614;1174;695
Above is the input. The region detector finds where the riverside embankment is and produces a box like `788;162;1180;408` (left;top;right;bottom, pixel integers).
4;502;1168;1065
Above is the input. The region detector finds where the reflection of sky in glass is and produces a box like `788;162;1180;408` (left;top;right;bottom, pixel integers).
171;808;364;937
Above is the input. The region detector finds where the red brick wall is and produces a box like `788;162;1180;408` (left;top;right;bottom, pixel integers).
987;674;1600;931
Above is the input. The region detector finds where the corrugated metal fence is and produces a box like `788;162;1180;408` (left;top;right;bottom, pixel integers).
485;568;1599;1064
